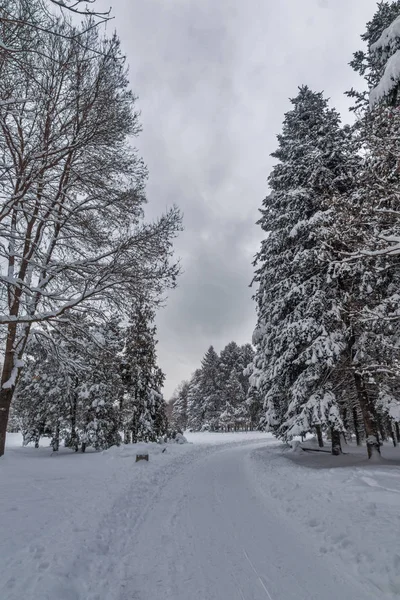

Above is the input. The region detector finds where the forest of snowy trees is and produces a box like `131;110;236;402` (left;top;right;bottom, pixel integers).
250;1;400;458
169;342;262;433
3;1;400;463
9;299;169;451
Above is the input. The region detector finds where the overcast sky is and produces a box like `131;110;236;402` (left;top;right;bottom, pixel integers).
104;0;377;397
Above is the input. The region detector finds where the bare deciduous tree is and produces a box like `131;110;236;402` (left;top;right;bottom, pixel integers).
0;8;181;455
0;0;111;48
0;0;113;107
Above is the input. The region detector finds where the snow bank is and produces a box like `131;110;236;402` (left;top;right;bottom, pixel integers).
0;437;195;600
173;432;188;444
185;430;273;445
248;442;400;599
3;432;26;447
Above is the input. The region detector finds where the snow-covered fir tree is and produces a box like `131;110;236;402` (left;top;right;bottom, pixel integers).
186;369;204;431
13;339;64;449
78;319;124;452
170;381;190;432
120;298;167;443
198;346;222;430
221;371;247;431
244;364;264;431
347;0;400;110
251;86;355;451
14;316;124;451
182;342;255;432
337;1;400;455
219;342;242;387
14;302;170;450
239;344;256;396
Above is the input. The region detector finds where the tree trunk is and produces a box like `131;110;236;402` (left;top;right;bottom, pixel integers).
0;386;13;457
0;322;30;457
0;322;19;457
315;424;324;448
342;405;350;432
395;422;400;444
353;372;380;459
131;428;137;444
390;425;397;448
70;394;79;452
352;406;362;446
377;414;387;442
331;428;342;456
52;420;60;452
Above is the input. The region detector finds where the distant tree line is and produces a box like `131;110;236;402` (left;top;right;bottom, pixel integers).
169;342;262;433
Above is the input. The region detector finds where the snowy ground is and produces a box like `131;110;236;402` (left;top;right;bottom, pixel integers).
1;432;399;600
185;430;269;444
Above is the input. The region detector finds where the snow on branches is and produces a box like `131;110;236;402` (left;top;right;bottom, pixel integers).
0;1;181;455
249;3;400;458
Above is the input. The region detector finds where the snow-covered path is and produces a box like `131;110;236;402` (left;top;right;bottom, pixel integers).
2;434;399;600
79;442;374;600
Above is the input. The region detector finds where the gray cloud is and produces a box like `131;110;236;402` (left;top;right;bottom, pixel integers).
102;0;377;396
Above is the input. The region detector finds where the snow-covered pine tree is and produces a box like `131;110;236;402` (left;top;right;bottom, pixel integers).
120;298;167;443
199;346;222;431
78;319;124;452
244;360;264;431
14;315;126;452
219;342;242;386
223;371;248;431
186;369;204;431
170;380;190;432
165;397;175;424
347;0;400;110
240;345;263;431
219;401;235;431
239;344;255;396
183;342;255;432
340;1;400;456
218;341;251;429
13;317;83;451
13;340;64;449
251;86;354;448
